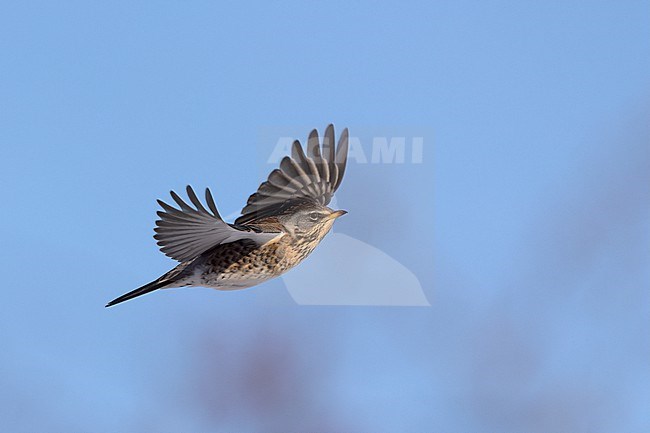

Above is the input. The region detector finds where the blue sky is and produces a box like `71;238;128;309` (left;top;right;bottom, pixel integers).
1;1;649;432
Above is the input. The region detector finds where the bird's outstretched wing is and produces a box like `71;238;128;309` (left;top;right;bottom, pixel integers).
154;186;281;262
236;124;349;225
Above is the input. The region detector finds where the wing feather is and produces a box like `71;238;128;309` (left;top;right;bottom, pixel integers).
204;188;222;218
334;128;349;191
154;185;280;262
236;124;349;224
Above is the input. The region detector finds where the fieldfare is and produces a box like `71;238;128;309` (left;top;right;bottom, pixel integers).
106;125;349;307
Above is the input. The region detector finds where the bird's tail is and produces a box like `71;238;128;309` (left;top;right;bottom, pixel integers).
105;278;170;307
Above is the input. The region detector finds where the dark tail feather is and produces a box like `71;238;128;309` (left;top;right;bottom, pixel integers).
105;278;169;307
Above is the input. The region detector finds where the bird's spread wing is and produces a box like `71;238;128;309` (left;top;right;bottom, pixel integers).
154;186;281;262
236;124;349;225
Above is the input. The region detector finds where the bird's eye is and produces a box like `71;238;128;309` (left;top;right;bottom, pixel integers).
309;212;320;221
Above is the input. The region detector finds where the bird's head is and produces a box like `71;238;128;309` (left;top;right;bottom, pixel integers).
276;199;347;240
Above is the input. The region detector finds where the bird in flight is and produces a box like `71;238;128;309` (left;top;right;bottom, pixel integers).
106;125;349;307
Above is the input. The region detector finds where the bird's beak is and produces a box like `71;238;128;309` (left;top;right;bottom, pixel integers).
327;210;348;220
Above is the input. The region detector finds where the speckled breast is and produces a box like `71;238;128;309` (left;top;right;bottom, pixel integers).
196;236;319;290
